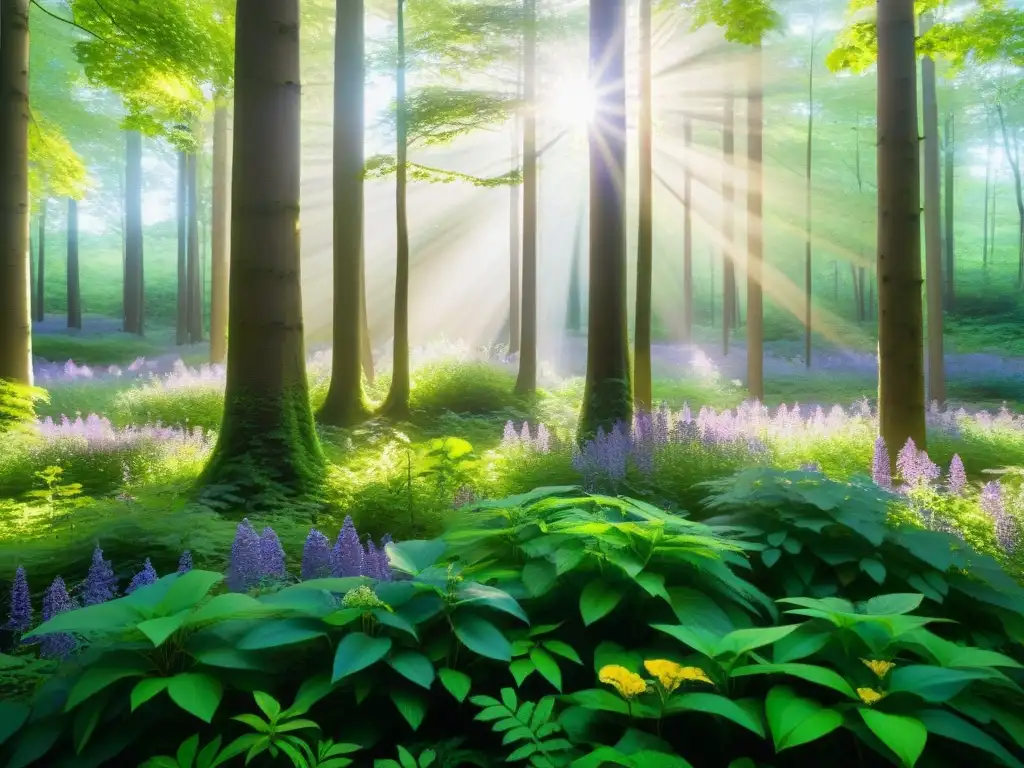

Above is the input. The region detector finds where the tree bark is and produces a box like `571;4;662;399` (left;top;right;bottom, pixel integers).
318;0;371;426
359;250;374;384
382;0;411;417
29;229;35;322
876;0;926;459
210;101;230;363
124;130;144;335
0;0;32;385
35;201;45;323
201;0;324;496
67;198;81;329
632;0;653;410
803;33;815;368
176;149;188;344
508;40;522;356
995;103;1024;287
722;95;735;356
682;117;693;342
187;148;203;343
943;110;954;309
515;0;538;395
920;21;945;406
746;42;764;401
567;209;582;332
579;0;630;439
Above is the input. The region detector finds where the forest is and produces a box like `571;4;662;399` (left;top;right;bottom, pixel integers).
2;0;1024;765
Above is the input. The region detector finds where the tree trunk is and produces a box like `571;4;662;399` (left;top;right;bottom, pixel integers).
722;95;735;356
67;198;81;329
943;110;954;309
746;42;764;401
187;148;203;343
983;110;993;269
876;0;926;460
508;41;521;356
176;149;188;344
579;0;630;439
515;0;538;395
35;201;45;322
920;23;945;406
632;0;653;411
359;250;374;384
382;0;411;417
210;101;230;363
803;33;815;368
29;229;35;322
0;0;32;386
318;0;371;426
124;130;144;335
708;245;715;328
682;117;693;342
995;104;1024;287
566;210;582;331
201;0;324;496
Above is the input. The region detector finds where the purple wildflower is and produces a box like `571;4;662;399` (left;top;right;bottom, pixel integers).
301;529;332;580
896;438;920;486
6;567;32;633
872;436;891;489
362;538;382;580
502;420;518;446
39;577;76;659
332;516;364;577
981;481;1019;554
126;559;158;595
519;422;531;443
177;551;193;574
259;527;287;579
947;455;967;496
81;545;117;606
226;519;263;592
534;423;551;453
377;535;394;581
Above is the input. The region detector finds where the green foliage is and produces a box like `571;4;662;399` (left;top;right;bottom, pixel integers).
0;381;48;433
28;115;88;202
681;0;782;45
365;155;522;188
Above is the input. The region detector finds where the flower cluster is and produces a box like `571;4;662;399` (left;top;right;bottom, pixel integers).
39;576;77;659
34;414;212;454
599;659;712;702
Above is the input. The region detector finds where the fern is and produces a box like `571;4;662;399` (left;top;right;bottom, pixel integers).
470;688;573;767
0;379;47;433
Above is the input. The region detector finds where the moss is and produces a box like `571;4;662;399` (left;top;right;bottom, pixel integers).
578;375;632;443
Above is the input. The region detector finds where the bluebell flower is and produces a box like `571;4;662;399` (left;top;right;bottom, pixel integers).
40;576;76;659
126;559;158;595
5;566;32;633
871;436;891;489
177;550;193;574
946;455;967;496
81;545;117;606
301;529;332;580
362;538;382;580
259;527;287;579
226;518;263;592
332;516;363;577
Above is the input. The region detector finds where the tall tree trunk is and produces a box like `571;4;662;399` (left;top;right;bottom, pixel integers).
708;245;715;328
876;0;926;460
803;30;815;368
210;101;230;363
67;198;81;329
176;150;188;344
995;104;1024;286
991;171;998;261
124;130;143;335
35;202;45;322
920;20;945;405
722;95;735;356
319;0;370;426
201;0;323;496
579;0;630;439
0;0;32;385
29;229;35;322
383;0;411;417
943;110;955;309
187;148;203;343
746;42;764;401
508;41;521;356
566;210;582;331
633;0;653;410
515;0;538;395
359;250;374;384
682;117;693;341
983;110;993;269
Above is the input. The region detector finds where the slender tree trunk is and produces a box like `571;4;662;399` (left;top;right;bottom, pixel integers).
187;148;203;343
991;173;998;261
746;42;764;401
683;117;693;341
633;0;653;410
579;0;630;439
983;110;993;269
35;202;45;323
67;198;81;329
920;21;945;405
868;274;874;321
803;32;815;368
210;101;230;363
509;41;521;356
709;245;715;328
176;150;188;344
319;0;370;426
0;0;32;385
359;250;374;384
516;0;538;395
995;104;1024;286
722;95;735;356
29;229;35;322
943;110;955;309
124;130;144;335
567;210;582;331
877;0;926;459
201;0;324;496
383;0;411;417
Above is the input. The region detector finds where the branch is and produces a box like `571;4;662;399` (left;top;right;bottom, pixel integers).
29;0;108;43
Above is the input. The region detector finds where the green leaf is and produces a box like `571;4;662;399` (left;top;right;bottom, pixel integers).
6;719;65;768
772;623;831;663
21;600;141;639
156;570;224;616
65;664;149;711
562;688;629;714
138;613;187;647
281;674;335;718
456;583;528;623
635;571;670;601
237;619;326;650
530;647;562;691
917;709;1024;768
72;695;105;755
510;659;535;686
373;609;420;639
253;691;281;721
184;593;267;626
765;686;843;751
332;633;393;681
862;594;924;616
730;663;858;700
389;651;435;689
438;668;471;702
386;540;448;576
167;673;224;723
579;581;626;626
130;678;170;712
767;531;787;547
176;734;200;768
762;548;782;568
859;559;886;584
522;560;558;597
664;693;765;737
452;612;512;661
397;744;417;768
542;639;582;664
887;665;992;702
650;623;718;659
390;688;428;730
714;626;799;659
860;709;927;768
506;742;537;762
0;701;30;748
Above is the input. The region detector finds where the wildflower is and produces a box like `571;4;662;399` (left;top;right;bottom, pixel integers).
81;545;117;606
39;576;76;659
862;659;895;679
227;519;263;592
871;436;891;489
332;516;364;577
534;423;551;453
981;481;1019;554
502;421;518;446
896;438;920;486
519;422;532;443
259;527;287;579
376;534;394;581
301;529;332;580
177;550;193;574
126;559;158;595
598;665;648;699
362;538;381;580
643;659;713;693
946;455;967;496
341;585;386;610
5;566;32;633
856;688;885;706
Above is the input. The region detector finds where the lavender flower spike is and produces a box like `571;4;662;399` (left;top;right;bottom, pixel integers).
301;529;332;580
226;518;263;592
378;534;394;582
5;566;32;633
177;551;193;574
82;545;118;606
40;576;76;659
126;559;158;595
981;481;1019;554
947;455;967;496
871;436;891;489
259;527;287;579
332;516;364;577
363;538;382;580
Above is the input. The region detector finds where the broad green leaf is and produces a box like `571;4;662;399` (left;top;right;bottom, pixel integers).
22;600;141;639
390;688;428;730
389;651;435;689
664;693;765;737
650;623;718;659
635;571;670;601
510;659;535;686
522;560;558;597
765;685;843;751
562;688;629;714
72;695;106;755
772;623;831;663
714;625;799;659
238;618;327;650
373;608;420;639
138;613;187;648
452;612;512;661
281;674;335;718
332;633;393;681
862;594;924;616
762;548;782;568
156;570;224;616
730;663;858;700
167;673;224;723
130;678;170;712
386;540;448;576
859;559;886;585
176;734;200;768
66;664;150;711
184;593;267;626
530;647;562;691
542;639;583;664
888;665;993;703
438;668;471;702
456;583;528;623
5;719;64;768
190;647;267;670
667;587;737;635
917;709;1024;768
253;691;281;720
0;701;30;748
860;709;927;768
580;581;626;626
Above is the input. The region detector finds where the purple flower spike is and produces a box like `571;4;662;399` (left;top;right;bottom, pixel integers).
871;436;891;489
259;527;287;579
227;518;263;592
981;481;1019;554
40;576;76;659
6;567;32;633
126;559;158;595
301;529;332;580
82;545;117;606
896;437;920;487
363;538;382;580
947;455;967;496
332;516;364;577
502;420;518;446
378;534;394;582
177;551;193;574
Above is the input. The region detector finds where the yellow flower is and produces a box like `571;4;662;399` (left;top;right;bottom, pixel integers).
643;659;713;693
598;665;649;699
861;659;896;679
857;687;886;705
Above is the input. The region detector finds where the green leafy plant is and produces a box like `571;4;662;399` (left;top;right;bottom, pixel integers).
24;466;87;530
471;687;572;766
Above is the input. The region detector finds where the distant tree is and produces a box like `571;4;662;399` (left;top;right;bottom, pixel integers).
187;143;202;343
210;101;229;363
176;147;187;344
634;0;654;411
67;198;81;329
721;94;735;356
515;0;538;395
35;203;46;323
943;109;955;308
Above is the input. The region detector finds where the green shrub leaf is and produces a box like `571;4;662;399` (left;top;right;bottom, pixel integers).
0;702;30;748
452;612;512;661
765;685;843;751
167;673;223;723
859;559;886;585
530;647;562;691
138;613;187;648
155;570;224;616
860;709;927;767
389;651;435;689
184;593;267;626
510;659;536;686
887;665;993;702
542;639;582;664
730;663;859;699
390;688;428;731
65;663;151;711
238;619;327;650
917;709;1024;768
438;668;472;702
664;693;765;737
714;625;800;659
522;560;558;597
386;540;448;576
130;678;170;712
580;581;626;626
332;632;393;681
